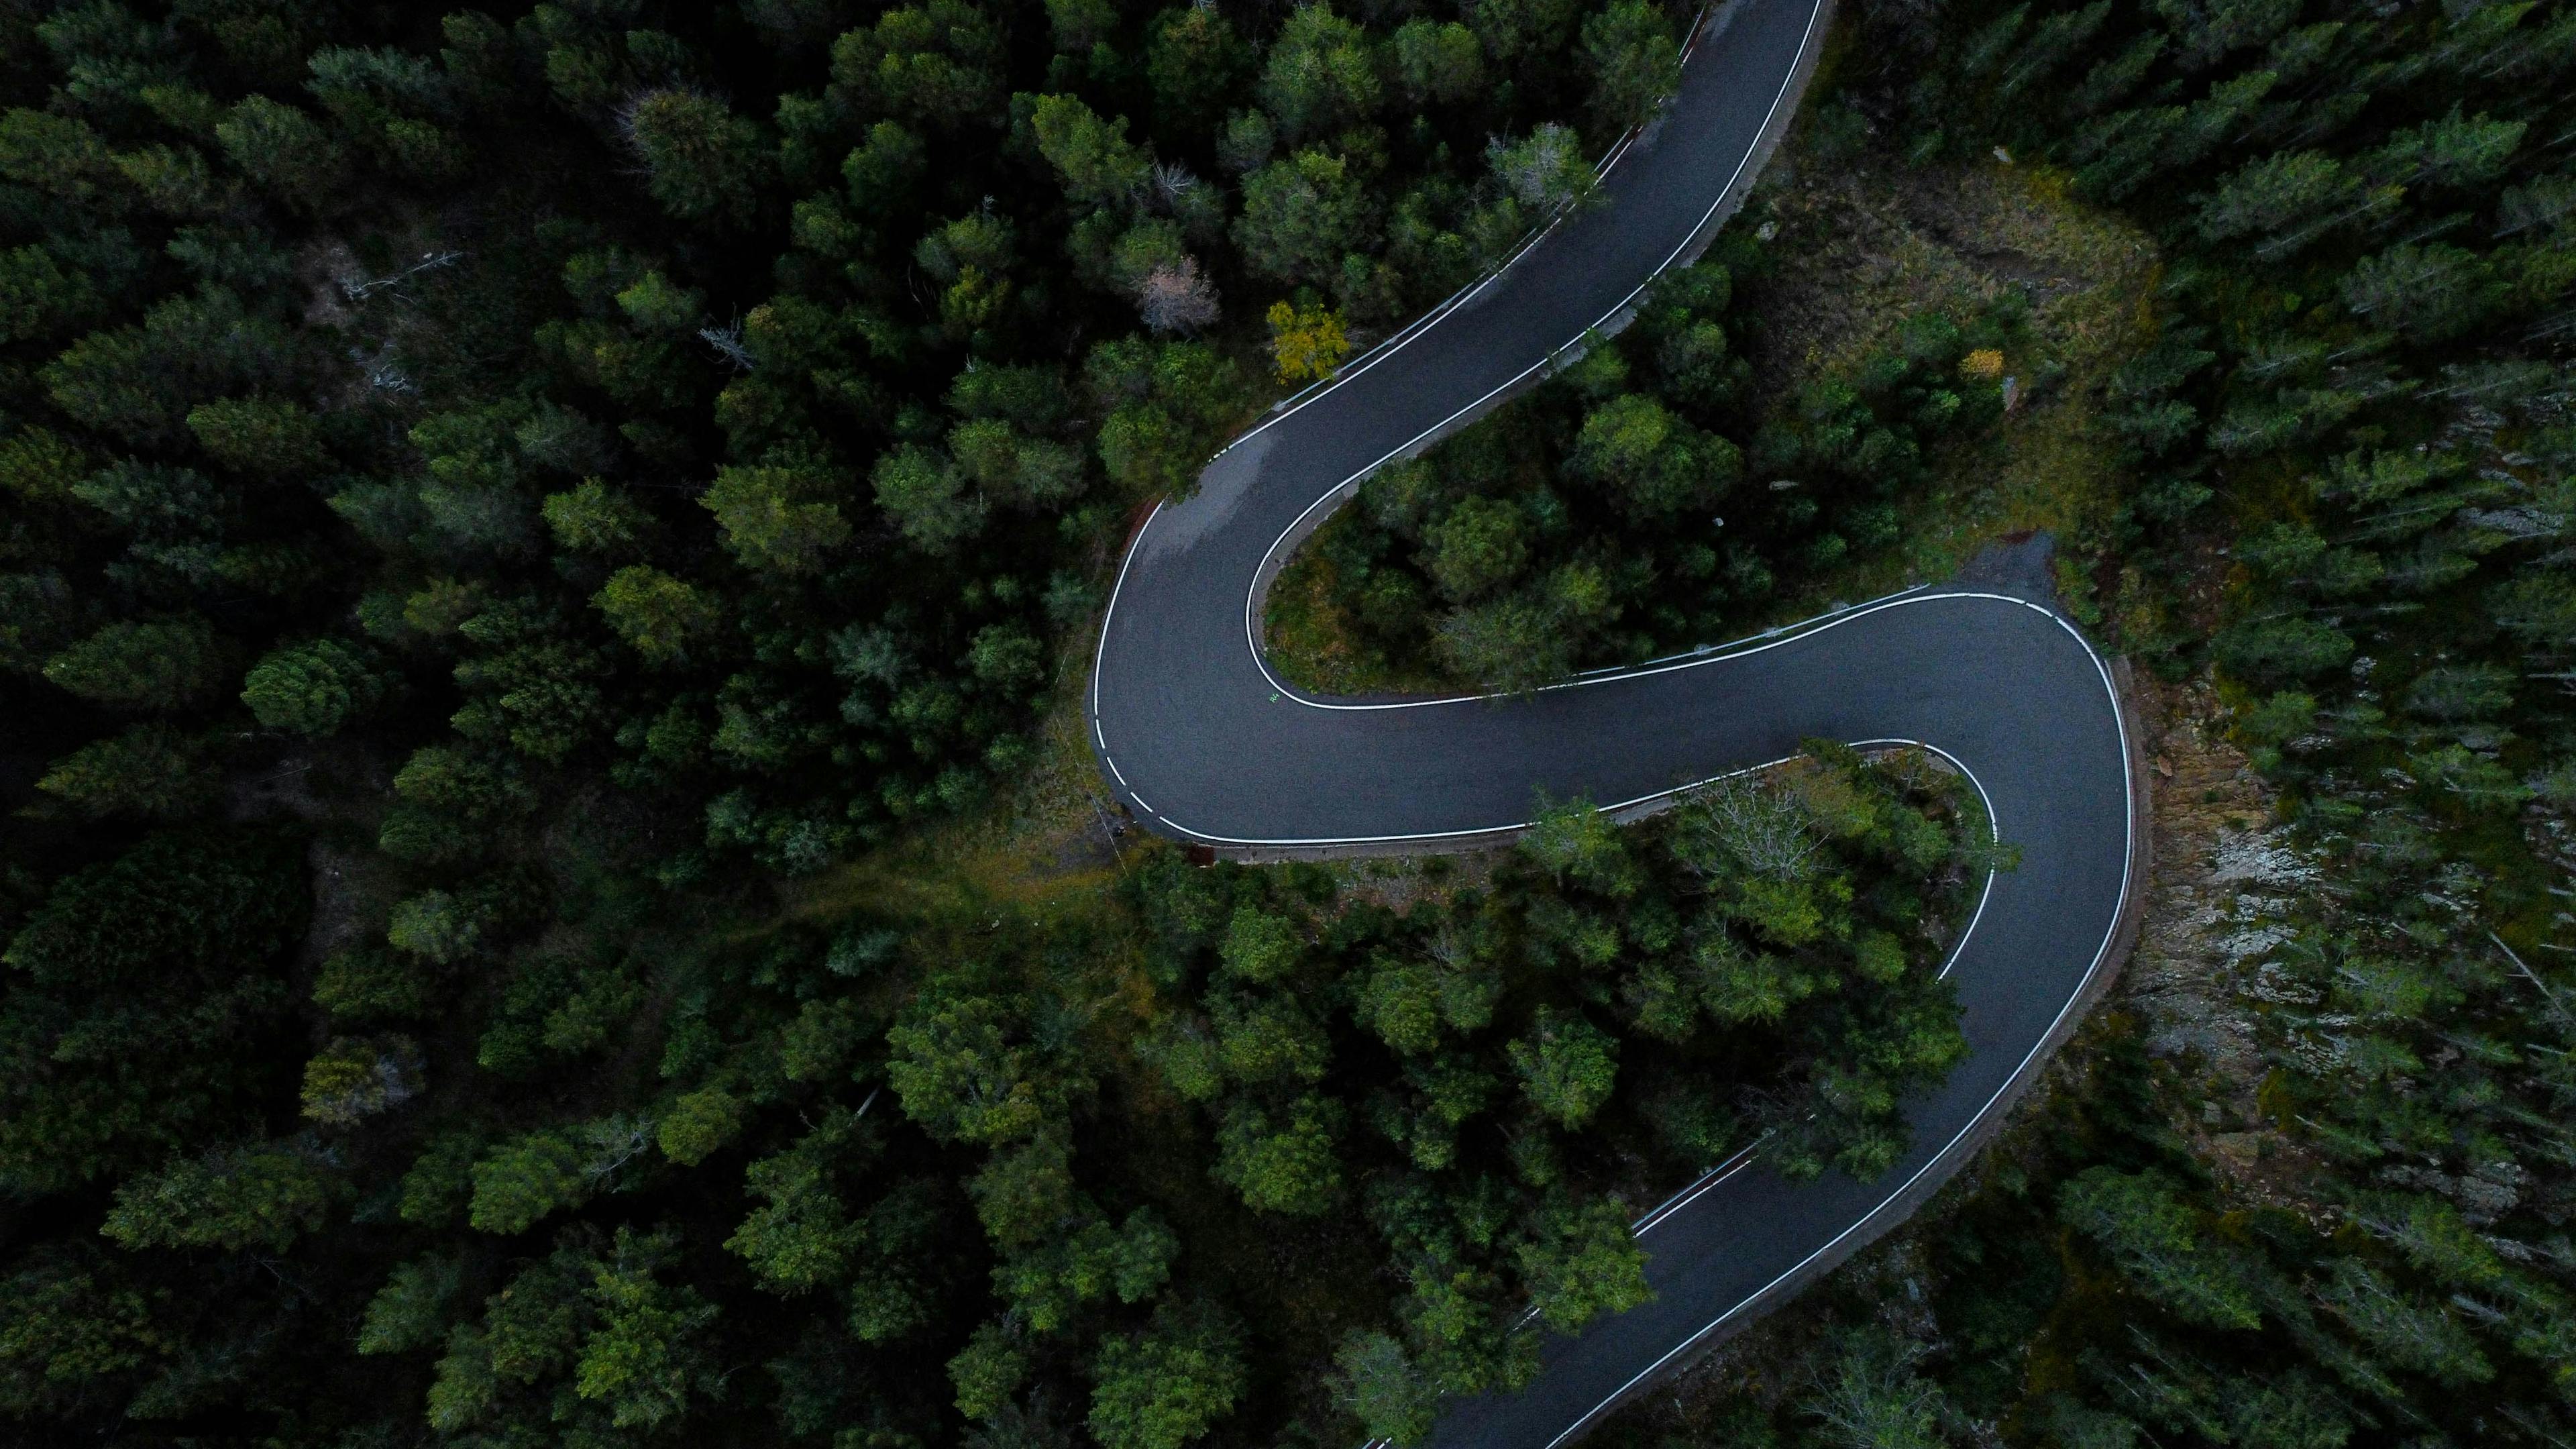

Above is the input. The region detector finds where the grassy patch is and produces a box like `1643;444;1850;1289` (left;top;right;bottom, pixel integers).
777;637;1128;930
1737;154;2159;619
1263;512;1458;696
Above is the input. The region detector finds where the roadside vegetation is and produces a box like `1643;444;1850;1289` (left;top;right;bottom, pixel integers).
8;0;2576;1442
1264;101;2163;696
892;745;1989;1445
0;2;1994;1447
1551;0;2576;1442
1265;242;2029;694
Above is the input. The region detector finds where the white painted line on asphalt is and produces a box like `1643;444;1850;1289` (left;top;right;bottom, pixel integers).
1846;737;2002;983
1532;612;2137;1449
1235;568;1932;716
1074;0;2146;1426
1344;738;2004;1442
1119;590;2049;845
1205;0;1714;462
1083;0;1819;743
1214;0;1831;710
1943;849;1999;985
1633;1148;1758;1236
1088;498;1165;783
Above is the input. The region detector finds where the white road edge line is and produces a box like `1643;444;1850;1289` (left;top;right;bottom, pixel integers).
1633;1140;1762;1230
1211;0;1727;460
1118;591;2046;845
1617;735;1995;1231
1081;0;2140;1429
1084;0;1825;737
1633;1152;1756;1236
1849;737;2005;983
1532;612;2137;1449
1127;599;2128;1446
1223;0;1829;712
1354;735;1996;1417
1088;498;1165;780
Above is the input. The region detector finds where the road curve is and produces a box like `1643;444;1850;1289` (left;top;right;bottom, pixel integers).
1084;0;2140;1443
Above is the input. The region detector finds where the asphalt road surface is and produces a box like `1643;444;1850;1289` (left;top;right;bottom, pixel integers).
1083;0;2140;1441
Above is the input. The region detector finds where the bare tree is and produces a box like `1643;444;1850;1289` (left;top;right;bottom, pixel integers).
1426;923;1473;974
1150;160;1201;211
1802;1330;1947;1449
700;316;755;370
1486;123;1593;212
1674;773;1819;881
581;1114;657;1181
342;250;465;303
1136;258;1220;335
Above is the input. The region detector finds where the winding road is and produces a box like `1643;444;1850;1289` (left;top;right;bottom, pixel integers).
1084;0;2143;1442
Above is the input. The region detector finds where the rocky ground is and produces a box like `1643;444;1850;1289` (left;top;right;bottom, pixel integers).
2122;674;2333;1212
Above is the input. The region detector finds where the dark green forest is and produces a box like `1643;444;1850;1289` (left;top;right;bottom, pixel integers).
1583;0;2576;1443
0;1;1990;1446
1265;261;2023;692
6;0;2576;1445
